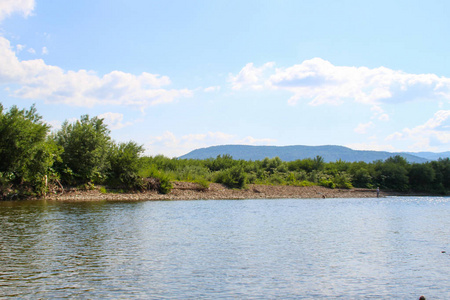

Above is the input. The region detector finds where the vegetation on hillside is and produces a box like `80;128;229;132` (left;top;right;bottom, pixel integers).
1;103;449;199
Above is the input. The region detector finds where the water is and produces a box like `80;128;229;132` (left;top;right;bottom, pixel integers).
0;197;449;299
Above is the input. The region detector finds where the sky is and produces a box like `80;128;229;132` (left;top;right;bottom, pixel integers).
0;0;449;157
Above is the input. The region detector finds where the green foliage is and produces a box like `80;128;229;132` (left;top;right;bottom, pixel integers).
313;155;325;170
408;163;436;192
173;164;212;182
214;165;247;189
107;141;144;189
332;172;353;189
375;156;409;191
3;104;450;196
206;154;237;171
430;158;450;193
139;166;173;194
319;179;336;189
350;166;373;188
193;178;210;190
262;157;284;174
0;104;60;198
54;115;111;184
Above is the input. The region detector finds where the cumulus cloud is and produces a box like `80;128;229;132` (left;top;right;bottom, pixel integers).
386;110;450;150
0;0;34;21
371;105;389;121
16;44;26;52
230;58;450;106
41;46;48;55
146;131;276;157
229;62;274;90
204;86;221;92
0;37;193;108
98;112;133;130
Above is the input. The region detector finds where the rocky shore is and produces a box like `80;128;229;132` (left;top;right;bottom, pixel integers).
42;181;394;201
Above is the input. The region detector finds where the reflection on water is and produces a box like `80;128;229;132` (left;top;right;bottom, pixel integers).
0;197;449;298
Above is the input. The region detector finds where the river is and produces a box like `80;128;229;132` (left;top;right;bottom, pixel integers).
1;197;449;299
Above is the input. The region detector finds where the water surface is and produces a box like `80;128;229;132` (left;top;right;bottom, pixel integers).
1;197;449;299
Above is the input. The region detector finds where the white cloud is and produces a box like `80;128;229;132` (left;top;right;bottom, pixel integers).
370;105;389;121
229;62;274;90
237;136;277;145
0;0;34;21
0;37;193;109
98;112;132;130
386;110;450;150
41;46;48;55
27;47;35;54
230;58;450;106
146;131;276;157
204;85;220;92
354;121;375;134
16;44;25;52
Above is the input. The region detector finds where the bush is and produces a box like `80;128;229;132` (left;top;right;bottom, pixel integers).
140;167;173;194
0;104;60;198
214;165;247;189
193;178;210;190
333;172;353;189
409;163;435;192
107;141;144;189
319;179;336;189
54;115;111;185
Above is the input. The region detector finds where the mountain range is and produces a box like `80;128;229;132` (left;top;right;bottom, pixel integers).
179;145;450;163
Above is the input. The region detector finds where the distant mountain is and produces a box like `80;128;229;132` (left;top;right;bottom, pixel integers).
405;151;450;161
178;145;448;163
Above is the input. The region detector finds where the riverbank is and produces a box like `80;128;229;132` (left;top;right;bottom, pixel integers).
41;181;406;201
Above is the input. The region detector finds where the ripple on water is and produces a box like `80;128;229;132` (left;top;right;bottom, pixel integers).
0;197;449;298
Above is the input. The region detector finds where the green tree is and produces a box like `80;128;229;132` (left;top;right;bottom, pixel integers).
214;165;247;189
206;154;236;171
0;104;60;197
408;163;435;191
430;158;450;193
107;141;144;189
55;115;111;184
375;156;409;191
313;155;325;170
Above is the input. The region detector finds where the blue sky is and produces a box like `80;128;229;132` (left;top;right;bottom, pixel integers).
1;0;449;157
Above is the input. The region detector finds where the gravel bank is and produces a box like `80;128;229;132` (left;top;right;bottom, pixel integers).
42;181;387;201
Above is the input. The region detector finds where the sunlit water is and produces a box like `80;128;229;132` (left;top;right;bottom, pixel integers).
0;197;449;299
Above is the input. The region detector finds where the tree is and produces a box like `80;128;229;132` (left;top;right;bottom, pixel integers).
0;103;60;197
214;165;247;189
409;163;435;191
54;115;111;184
107;141;144;188
206;154;236;171
375;156;409;191
313;155;325;170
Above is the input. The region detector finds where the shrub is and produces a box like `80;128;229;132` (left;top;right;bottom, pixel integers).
54;115;111;185
0;104;61;198
107;141;144;189
193;178;210;190
319;179;336;189
141;167;173;194
333;172;353;189
214;166;247;189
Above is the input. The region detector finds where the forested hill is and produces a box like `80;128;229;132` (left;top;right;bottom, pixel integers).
179;145;449;163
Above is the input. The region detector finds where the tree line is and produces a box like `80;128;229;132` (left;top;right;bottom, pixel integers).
1;103;449;199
